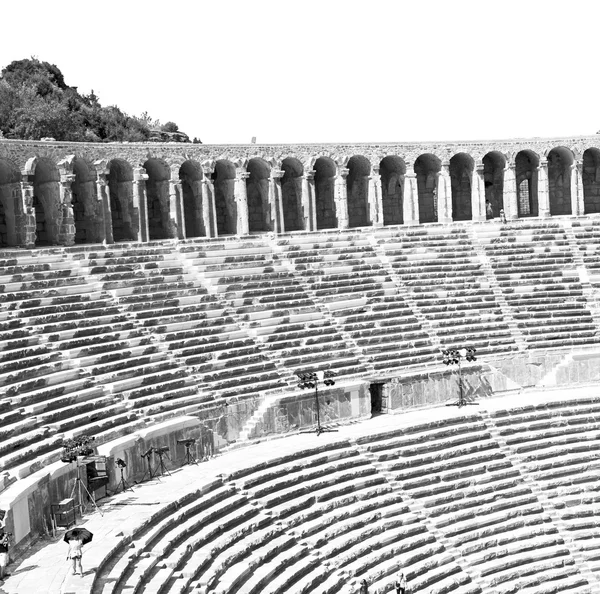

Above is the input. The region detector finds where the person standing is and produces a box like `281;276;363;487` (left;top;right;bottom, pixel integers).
395;572;407;594
67;536;84;576
0;531;9;580
359;578;369;594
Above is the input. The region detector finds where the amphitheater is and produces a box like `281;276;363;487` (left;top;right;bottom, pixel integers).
2;135;600;593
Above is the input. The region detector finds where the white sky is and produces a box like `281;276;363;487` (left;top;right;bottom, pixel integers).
1;0;598;145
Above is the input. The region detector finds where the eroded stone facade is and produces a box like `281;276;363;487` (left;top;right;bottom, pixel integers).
2;135;600;247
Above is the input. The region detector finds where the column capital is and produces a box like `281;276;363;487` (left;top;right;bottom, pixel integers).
133;167;149;182
236;171;251;180
60;174;76;185
303;170;315;181
338;167;349;178
370;166;380;177
270;169;284;180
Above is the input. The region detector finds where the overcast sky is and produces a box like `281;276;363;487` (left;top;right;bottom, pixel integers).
1;0;598;145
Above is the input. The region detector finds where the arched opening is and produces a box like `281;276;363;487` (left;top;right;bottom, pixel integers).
583;148;600;214
379;156;405;226
72;158;100;244
547;147;574;216
346;155;371;228
281;157;304;231
313;157;337;229
515;150;539;217
107;159;137;241
414;153;441;223
33;157;60;245
449;153;474;221
246;158;271;233
212;160;237;235
144;158;172;240
483;151;506;218
0;159;20;247
179;160;204;238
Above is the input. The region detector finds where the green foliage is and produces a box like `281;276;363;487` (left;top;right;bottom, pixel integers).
0;58;190;142
161;121;179;133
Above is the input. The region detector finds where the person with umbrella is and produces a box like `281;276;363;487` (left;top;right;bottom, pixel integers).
63;528;93;576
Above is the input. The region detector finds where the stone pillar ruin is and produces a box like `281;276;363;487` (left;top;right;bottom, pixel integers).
18;173;36;248
201;164;217;238
58;173;76;246
269;169;285;233
301;170;317;231
368;166;383;227
133;167;149;242
403;171;419;225
234;171;250;235
334;167;350;229
503;162;518;220
437;162;452;223
169;166;185;239
95;174;113;244
471;164;486;222
537;159;550;218
571;161;584;216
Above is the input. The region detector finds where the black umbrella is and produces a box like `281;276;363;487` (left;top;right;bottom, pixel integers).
63;527;93;545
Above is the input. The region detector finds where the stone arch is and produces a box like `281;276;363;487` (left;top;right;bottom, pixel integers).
449;153;474;221
414;153;441;223
379;156;406;226
547;146;574;216
31;157;61;245
0;158;21;246
482;151;506;218
144;158;172;240
346;156;371;228
107;159;137;241
212;160;237;235
515;150;539;217
72;158;101;243
281;157;304;231
179;160;205;238
246;158;271;232
583;148;600;214
313;157;337;229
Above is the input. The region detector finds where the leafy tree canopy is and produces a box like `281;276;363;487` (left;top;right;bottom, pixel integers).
0;57;190;142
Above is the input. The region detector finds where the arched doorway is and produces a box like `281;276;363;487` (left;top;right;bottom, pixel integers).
515;150;539;217
547;147;574;216
583;148;600;214
414;153;441;223
450;153;474;221
379;156;405;226
179;160;204;238
346;155;371;228
313;157;337;229
0;159;20;247
246;158;271;233
33;157;61;245
72;158;100;243
212;160;237;235
107;159;137;241
144;158;172;240
281;158;304;231
483;151;505;218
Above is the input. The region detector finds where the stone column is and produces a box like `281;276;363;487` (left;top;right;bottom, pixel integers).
200;176;215;238
269;169;284;233
58;173;76;246
18;174;36;247
503;162;518;220
537;158;550;218
437;162;452;223
133;167;149;242
403;171;419;225
571;161;584;216
1;184;19;246
234;171;250;235
368;166;384;227
169;167;185;239
334;167;349;229
95;174;113;244
471;164;486;222
301;170;316;231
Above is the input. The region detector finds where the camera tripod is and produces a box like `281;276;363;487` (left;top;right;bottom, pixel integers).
70;472;104;517
114;465;133;494
153;450;171;477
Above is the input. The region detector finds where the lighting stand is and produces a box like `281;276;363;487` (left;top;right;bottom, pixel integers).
69;462;104;517
138;448;156;483
443;347;479;408
115;465;133;494
183;443;197;466
297;371;338;436
153;448;171;477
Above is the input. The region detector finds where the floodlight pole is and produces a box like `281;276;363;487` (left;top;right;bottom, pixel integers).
443;347;479;408
297;371;338;436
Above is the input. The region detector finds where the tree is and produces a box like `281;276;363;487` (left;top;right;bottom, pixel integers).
161;121;179;133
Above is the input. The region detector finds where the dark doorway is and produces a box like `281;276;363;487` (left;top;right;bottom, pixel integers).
369;383;383;415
